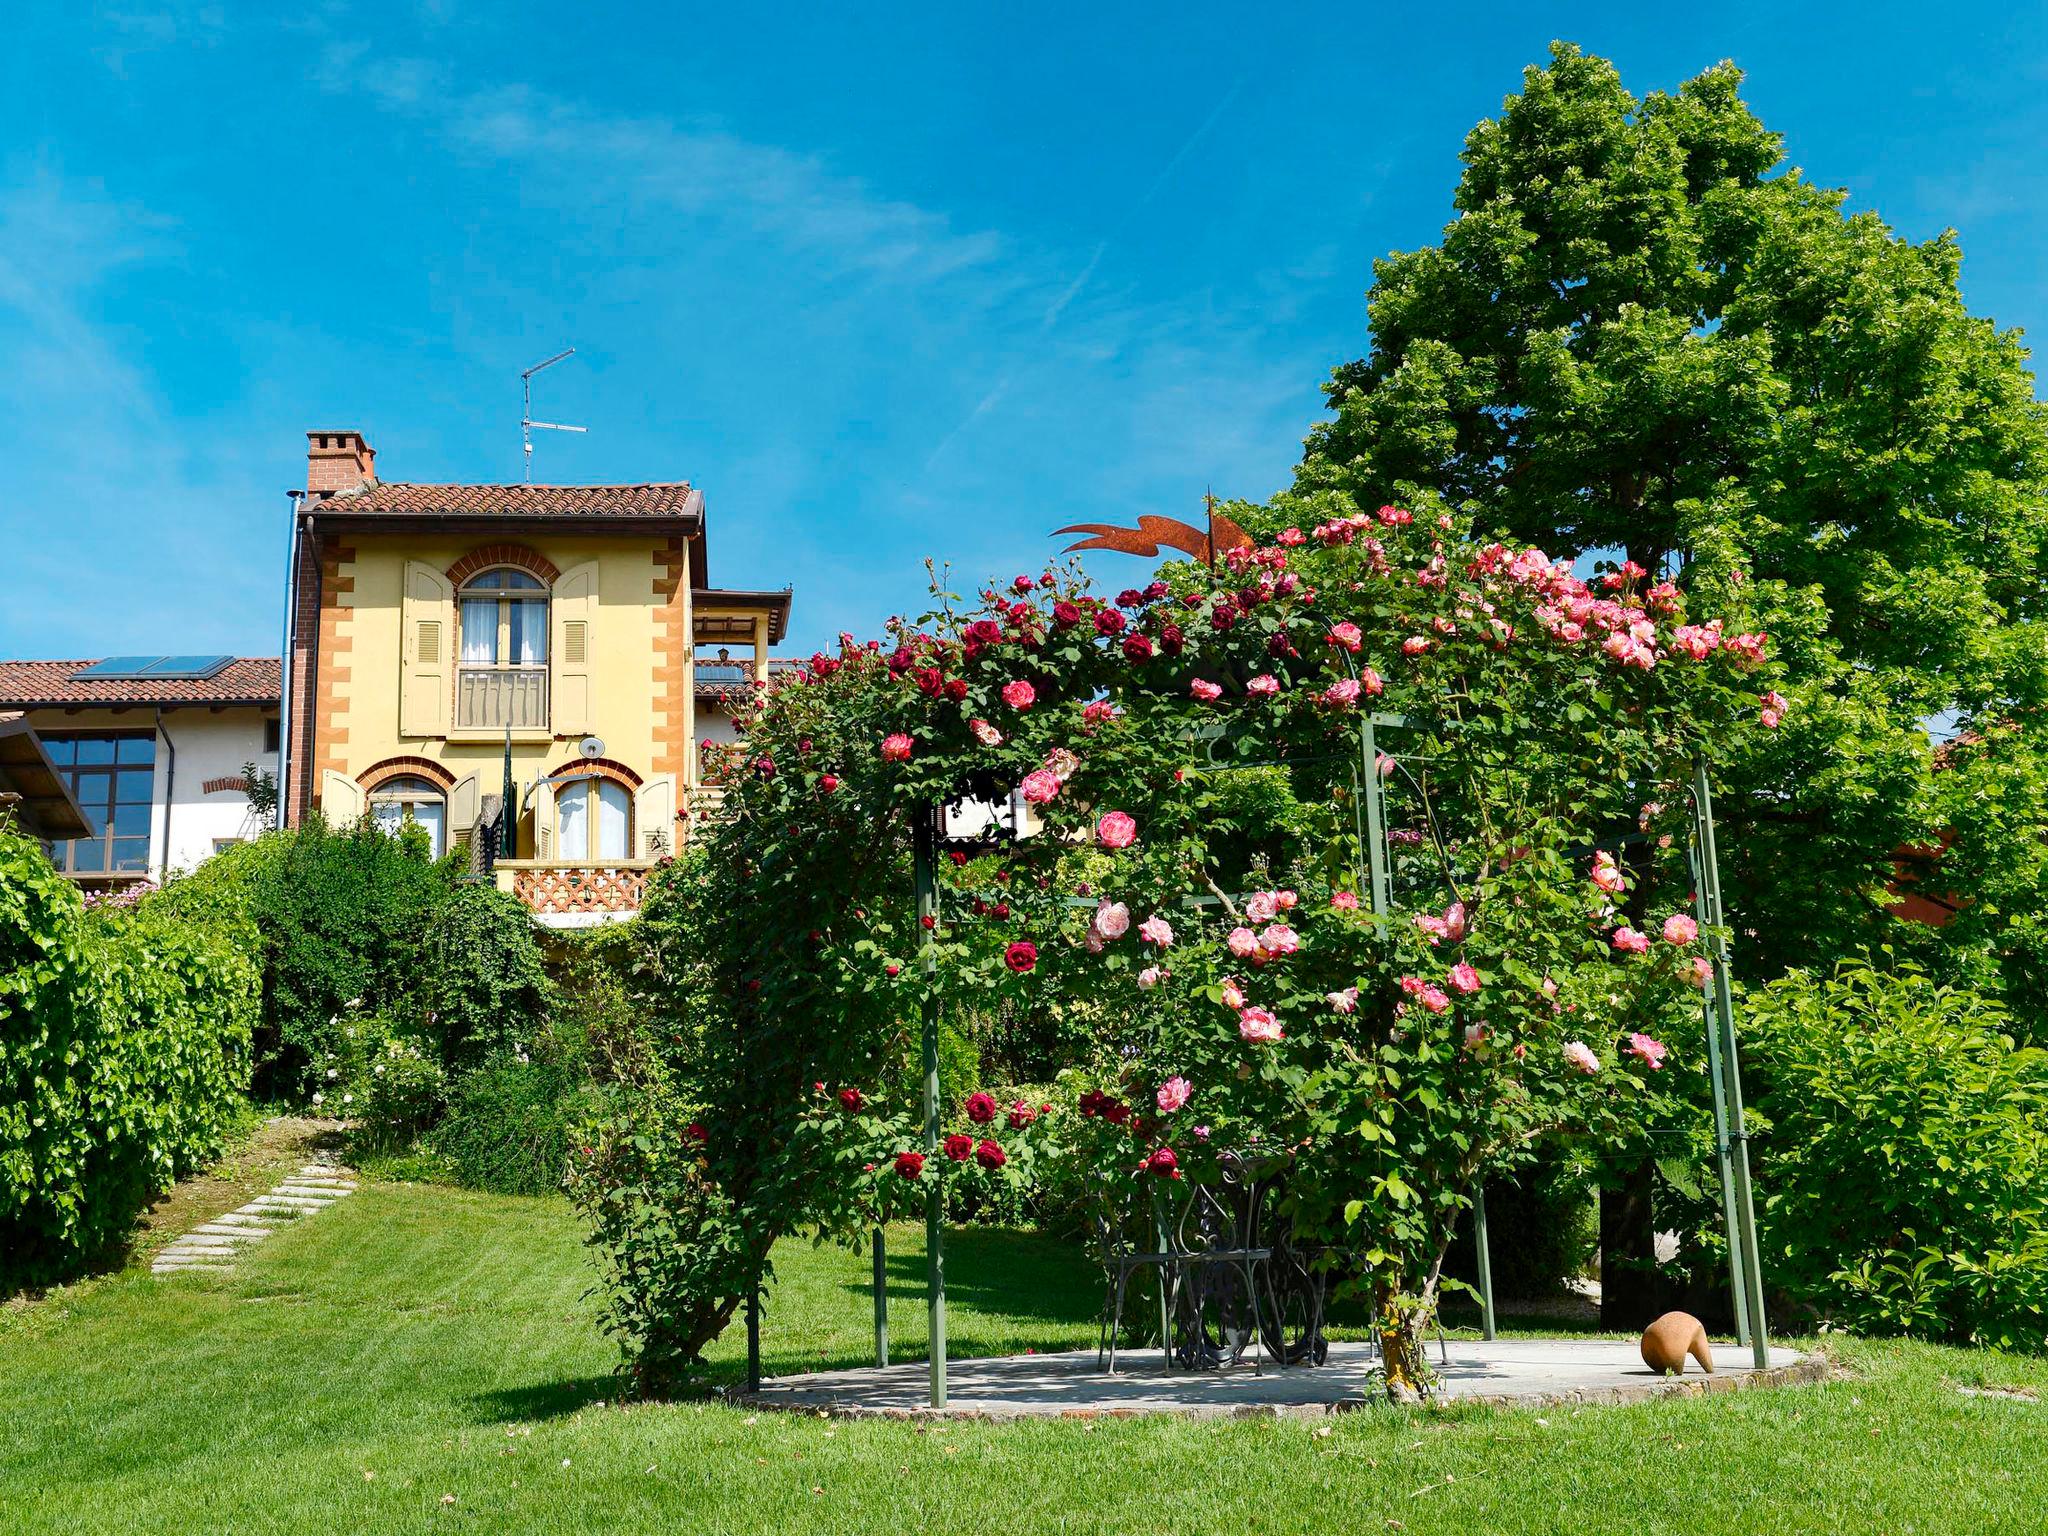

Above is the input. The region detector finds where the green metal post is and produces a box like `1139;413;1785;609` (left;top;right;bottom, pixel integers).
1153;1185;1173;1367
1471;1183;1497;1340
1689;779;1752;1350
913;807;947;1408
745;1282;761;1392
872;1227;889;1368
1360;717;1390;916
1694;763;1771;1370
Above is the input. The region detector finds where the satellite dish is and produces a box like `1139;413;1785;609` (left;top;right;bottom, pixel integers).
579;735;605;760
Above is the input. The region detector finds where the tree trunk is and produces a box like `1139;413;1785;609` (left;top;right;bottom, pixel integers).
1599;1157;1660;1330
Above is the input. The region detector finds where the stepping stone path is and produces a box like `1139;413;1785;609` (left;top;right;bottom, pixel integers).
151;1164;357;1276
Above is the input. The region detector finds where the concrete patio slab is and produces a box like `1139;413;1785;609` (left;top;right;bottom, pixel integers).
735;1338;1820;1420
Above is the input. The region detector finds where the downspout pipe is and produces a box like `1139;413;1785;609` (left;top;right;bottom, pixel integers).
155;707;177;884
277;490;305;828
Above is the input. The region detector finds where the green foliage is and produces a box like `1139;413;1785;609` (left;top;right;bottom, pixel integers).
417;882;554;1072
435;1052;593;1197
1746;961;2048;1350
0;827;254;1285
1290;42;2048;1018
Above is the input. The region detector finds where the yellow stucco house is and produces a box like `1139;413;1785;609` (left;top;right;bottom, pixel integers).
284;430;788;925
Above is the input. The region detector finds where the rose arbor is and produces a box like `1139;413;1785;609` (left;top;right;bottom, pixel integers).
574;502;1783;1401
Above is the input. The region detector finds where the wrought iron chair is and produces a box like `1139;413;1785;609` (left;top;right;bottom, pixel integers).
1090;1176;1179;1374
1168;1156;1273;1370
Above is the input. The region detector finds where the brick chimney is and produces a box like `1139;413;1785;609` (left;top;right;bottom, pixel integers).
306;430;376;494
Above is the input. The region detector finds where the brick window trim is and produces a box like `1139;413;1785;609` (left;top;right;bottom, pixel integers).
357;755;457;794
202;775;251;795
542;755;644;791
447;543;562;589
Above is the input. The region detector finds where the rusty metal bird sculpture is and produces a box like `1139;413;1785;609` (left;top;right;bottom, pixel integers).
1052;508;1253;568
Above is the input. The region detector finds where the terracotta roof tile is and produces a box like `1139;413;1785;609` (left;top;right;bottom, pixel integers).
308;482;702;520
0;659;282;708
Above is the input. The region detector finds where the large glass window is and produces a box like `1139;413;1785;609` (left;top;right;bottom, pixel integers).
458;568;548;665
368;775;446;857
40;731;155;876
557;777;629;861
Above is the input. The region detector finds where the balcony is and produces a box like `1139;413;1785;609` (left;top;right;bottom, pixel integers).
495;858;659;928
457;665;548;731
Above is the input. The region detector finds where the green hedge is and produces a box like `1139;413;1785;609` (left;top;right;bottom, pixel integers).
1;828;255;1285
1747;961;2048;1351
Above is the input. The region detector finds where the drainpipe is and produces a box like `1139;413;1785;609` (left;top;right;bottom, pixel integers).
277;490;305;827
155;708;177;884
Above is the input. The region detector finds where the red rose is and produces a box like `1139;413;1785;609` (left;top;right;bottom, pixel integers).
1004;941;1038;973
1144;1146;1178;1178
1159;623;1185;655
974;1138;1006;1170
894;1151;925;1179
1093;608;1127;636
1121;633;1153;662
686;1122;709;1144
945;678;969;701
819;773;840;793
965;1091;998;1124
1077;1089;1105;1118
944;1133;973;1161
1052;601;1082;628
1104;1102;1132;1126
838;1088;865;1114
1007;1100;1036;1129
885;962;902;977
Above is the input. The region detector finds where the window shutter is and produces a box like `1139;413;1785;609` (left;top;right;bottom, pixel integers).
320;770;365;824
550;561;597;737
533;777;557;861
635;773;676;857
448;773;480;843
400;560;454;738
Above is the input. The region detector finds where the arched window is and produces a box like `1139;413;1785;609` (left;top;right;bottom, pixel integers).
369;775;446;857
458;568;549;730
557;775;630;861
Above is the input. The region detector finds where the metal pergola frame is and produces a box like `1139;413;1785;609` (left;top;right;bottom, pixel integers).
744;715;1770;1404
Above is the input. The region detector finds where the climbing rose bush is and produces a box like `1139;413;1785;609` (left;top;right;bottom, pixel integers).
573;496;1778;1396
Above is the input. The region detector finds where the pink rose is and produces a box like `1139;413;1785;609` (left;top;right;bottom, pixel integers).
1227;927;1260;958
1611;926;1650;955
1156;1076;1192;1114
1360;666;1384;695
1331;891;1360;911
1258;923;1299;956
1097;811;1138;849
1417;985;1451;1015
1020;769;1060;805
1137;965;1164;989
880;733;914;762
1328;621;1363;653
1190;678;1223;702
1138;915;1174;947
1245;891;1279;923
1247;674;1281;697
1590;850;1626;895
1322;678;1362;708
1220;978;1245;1010
1447;962;1481;995
1238;1007;1284;1043
1044;747;1079;781
1002;679;1037;710
969;718;1003;747
1401;636;1430;657
1463;1022;1488;1050
1562;1040;1601;1074
1760;691;1788;729
1691;956;1715;988
1093;901;1131;940
1662;913;1699;945
1326;986;1359;1014
1626;1033;1668;1070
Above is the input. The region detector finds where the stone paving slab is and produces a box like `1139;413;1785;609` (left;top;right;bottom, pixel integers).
152;1161;355;1277
735;1338;1821;1420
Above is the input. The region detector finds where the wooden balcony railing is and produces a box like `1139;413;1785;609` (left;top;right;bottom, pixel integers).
495;858;658;925
457;665;548;731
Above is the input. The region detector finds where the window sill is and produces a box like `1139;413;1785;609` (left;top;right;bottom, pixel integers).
445;728;558;744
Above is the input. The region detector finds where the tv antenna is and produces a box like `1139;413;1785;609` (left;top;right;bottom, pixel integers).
520;348;587;481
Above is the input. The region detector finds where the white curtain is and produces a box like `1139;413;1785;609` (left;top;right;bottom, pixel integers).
558;781;590;860
596;781;629;860
460;598;497;663
509;600;547;664
411;800;445;858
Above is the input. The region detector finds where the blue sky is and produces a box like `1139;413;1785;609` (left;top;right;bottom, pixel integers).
2;3;2045;660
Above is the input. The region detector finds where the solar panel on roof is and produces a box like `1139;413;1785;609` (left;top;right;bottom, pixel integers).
69;655;233;681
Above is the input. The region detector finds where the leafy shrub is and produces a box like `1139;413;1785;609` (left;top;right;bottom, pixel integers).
418;883;552;1072
1746;961;2048;1350
0;827;255;1285
434;1053;591;1196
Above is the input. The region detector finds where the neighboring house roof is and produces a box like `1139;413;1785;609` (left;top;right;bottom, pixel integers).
0;658;282;709
0;713;91;839
307;482;704;523
693;586;794;645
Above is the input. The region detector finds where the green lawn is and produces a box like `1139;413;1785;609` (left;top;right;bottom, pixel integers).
3;1179;2046;1534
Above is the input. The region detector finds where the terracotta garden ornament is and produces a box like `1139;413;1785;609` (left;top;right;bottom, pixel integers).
1640;1311;1715;1375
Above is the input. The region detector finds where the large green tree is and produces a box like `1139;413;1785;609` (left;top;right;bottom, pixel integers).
1285;42;2048;1019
